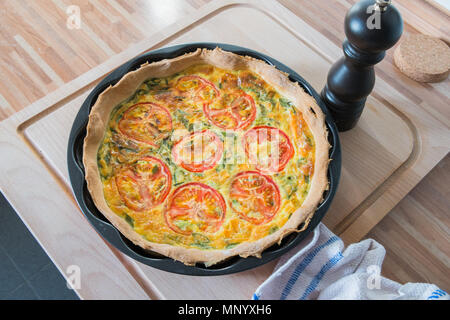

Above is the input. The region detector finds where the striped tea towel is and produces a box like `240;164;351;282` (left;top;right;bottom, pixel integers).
253;223;448;300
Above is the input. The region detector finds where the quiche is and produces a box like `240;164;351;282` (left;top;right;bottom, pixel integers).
83;48;329;266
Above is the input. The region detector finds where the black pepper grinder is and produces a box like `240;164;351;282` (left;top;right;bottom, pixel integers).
321;0;403;131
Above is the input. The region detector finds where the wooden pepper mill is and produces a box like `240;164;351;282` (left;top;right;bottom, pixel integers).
321;0;403;131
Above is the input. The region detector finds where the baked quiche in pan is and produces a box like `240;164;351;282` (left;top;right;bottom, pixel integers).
83;48;330;266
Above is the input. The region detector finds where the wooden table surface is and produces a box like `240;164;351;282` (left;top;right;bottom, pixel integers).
0;0;448;293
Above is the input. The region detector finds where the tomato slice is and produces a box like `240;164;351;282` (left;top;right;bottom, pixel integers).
176;75;219;105
115;156;172;212
229;171;280;225
165;182;226;235
172;130;223;172
243;126;294;173
118;103;172;147
204;91;256;130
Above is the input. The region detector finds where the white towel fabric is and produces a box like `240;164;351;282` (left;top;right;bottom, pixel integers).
253;223;448;300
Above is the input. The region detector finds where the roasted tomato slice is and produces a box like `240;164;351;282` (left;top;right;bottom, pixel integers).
229;171;280;225
172;130;223;172
243;126;294;173
176;75;219;105
115;156;172;212
165;182;226;235
204;91;256;130
118;103;172;147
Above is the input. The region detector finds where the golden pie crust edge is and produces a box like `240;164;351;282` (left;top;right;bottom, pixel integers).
83;48;330;266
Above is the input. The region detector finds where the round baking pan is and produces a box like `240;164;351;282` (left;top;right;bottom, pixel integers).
67;43;341;276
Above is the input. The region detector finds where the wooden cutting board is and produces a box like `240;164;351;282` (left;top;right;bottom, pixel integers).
0;0;448;299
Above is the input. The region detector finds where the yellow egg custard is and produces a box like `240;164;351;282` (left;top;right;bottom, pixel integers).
83;48;329;266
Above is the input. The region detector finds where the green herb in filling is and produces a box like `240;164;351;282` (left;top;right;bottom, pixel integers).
225;243;240;249
269;226;279;234
192;233;212;249
124;215;134;228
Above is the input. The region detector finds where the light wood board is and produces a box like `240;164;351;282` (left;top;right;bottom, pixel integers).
0;0;448;299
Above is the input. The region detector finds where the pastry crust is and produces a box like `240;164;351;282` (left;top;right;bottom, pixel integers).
83;48;330;266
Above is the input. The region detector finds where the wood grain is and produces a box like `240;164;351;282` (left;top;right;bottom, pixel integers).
0;0;448;297
0;0;211;119
278;0;450;127
16;2;428;298
368;154;450;291
279;0;449;288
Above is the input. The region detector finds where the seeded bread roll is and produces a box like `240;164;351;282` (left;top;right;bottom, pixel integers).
394;34;450;83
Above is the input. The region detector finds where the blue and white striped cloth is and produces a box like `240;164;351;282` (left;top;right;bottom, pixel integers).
253;223;448;300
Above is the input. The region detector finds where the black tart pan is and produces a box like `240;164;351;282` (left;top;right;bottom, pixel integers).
67;43;341;276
